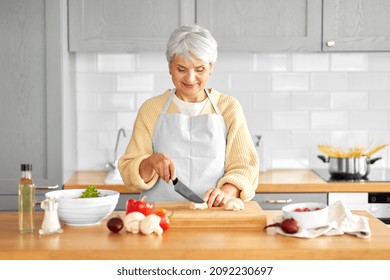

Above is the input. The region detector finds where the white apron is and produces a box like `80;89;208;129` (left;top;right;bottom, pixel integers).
141;89;227;202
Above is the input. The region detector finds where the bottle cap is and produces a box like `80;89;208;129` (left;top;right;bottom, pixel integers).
21;164;32;171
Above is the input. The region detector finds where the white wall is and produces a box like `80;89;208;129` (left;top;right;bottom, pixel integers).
75;52;390;170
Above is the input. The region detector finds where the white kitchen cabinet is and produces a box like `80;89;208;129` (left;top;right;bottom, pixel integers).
68;0;390;52
0;0;76;211
197;0;322;51
68;0;322;52
323;0;390;51
254;193;328;210
68;0;195;52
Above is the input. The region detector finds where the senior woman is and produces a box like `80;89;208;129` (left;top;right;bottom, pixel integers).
118;24;259;207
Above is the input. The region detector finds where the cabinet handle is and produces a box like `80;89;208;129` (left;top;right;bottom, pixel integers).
265;198;292;204
326;40;335;47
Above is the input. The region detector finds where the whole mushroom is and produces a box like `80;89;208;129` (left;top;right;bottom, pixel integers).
123;212;145;234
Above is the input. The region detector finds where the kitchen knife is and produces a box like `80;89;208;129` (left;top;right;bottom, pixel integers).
172;178;205;203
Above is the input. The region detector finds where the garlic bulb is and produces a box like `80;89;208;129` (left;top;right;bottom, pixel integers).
224;198;245;211
123;212;145;234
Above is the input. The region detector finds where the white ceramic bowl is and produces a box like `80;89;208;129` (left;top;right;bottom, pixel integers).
282;202;329;229
45;189;120;226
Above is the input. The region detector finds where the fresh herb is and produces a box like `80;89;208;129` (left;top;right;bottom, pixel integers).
80;185;100;198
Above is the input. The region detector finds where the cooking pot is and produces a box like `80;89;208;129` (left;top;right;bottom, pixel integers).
317;155;381;180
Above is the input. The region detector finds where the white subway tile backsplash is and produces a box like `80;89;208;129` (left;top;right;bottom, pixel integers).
98;54;136;72
229;91;252;112
117;73;154;91
255;53;289;72
136;93;157;109
292;131;330;148
349;111;388;130
330;131;368;148
260;131;291;149
292;92;329;111
272;73;309;91
232;73;269;91
74;52;390;169
370;92;390;110
117;112;138;130
97;93;136;111
368;53;390;71
77;93;97;112
311;73;348;91
273;112;310;130
292;53;329;72
349;72;388;91
311;112;348;129
78;112;116;130
253;92;290;111
208;73;232;92
78;131;98;151
137;52;168;72
214;52;254;72
331;92;368;111
76;53;97;72
331;53;368;71
271;149;310;169
76;73;115;92
153;73;174;93
245;112;272;131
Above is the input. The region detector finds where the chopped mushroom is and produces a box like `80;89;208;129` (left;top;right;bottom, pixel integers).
189;202;208;210
224;198;245;211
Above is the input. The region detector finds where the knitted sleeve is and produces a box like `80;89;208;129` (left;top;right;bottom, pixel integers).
216;95;259;201
118;92;170;191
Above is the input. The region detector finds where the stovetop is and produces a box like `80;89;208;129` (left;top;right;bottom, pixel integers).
312;168;390;182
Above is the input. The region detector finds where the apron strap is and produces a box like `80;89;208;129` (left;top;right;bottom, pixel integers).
162;88;222;115
204;89;222;115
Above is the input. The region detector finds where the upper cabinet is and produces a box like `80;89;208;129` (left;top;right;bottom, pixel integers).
68;0;390;52
323;0;390;51
68;0;195;52
196;0;322;52
69;0;321;52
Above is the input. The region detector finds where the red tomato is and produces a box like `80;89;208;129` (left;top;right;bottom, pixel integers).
294;208;302;212
314;207;321;211
125;197;154;216
303;207;310;212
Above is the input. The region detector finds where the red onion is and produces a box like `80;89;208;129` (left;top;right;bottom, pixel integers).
264;218;299;234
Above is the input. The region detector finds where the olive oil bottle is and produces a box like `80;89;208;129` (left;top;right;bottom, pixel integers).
18;164;35;233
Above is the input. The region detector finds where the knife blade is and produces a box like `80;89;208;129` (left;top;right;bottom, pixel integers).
172;178;205;203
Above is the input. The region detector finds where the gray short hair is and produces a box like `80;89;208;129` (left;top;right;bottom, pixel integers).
166;24;218;65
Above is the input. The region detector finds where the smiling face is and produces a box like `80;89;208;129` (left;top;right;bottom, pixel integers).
169;54;213;102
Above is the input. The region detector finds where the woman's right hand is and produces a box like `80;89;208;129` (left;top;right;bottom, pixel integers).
140;153;176;184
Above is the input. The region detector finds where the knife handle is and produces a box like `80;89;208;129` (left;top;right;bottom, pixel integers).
172;178;178;185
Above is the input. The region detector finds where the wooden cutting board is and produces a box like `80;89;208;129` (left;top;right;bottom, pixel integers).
154;201;266;229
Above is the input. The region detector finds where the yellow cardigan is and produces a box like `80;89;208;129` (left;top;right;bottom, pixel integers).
118;89;259;201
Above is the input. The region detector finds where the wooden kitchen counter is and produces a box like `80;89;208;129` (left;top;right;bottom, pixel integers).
1;210;390;260
64;170;390;194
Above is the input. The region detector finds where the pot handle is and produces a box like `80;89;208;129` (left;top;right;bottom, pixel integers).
368;157;382;165
317;155;329;163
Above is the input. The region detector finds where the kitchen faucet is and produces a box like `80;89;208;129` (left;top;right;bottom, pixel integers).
105;128;126;170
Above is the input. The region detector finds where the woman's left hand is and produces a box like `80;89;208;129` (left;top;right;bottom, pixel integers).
203;183;240;208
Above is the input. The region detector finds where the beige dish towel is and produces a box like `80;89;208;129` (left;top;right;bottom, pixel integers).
266;201;371;239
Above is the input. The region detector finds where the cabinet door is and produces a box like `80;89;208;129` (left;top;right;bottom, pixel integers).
323;0;390;51
196;0;322;51
69;0;195;52
254;193;328;210
0;0;63;210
